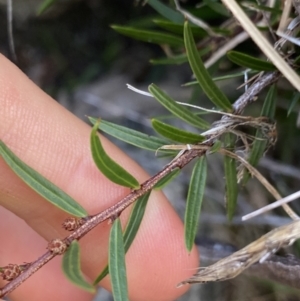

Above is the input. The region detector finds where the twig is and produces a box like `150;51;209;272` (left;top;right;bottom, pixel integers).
0;71;285;297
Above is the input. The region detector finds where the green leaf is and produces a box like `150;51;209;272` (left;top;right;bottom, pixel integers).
109;219;129;301
240;1;283;14
150;53;190;65
227;51;276;71
88;117;173;153
36;0;58;15
224;134;238;221
123;192;151;252
209;140;222;154
184;21;232;112
90;121;140;188
111;25;184;46
203;0;230;17
149;84;210;129
146;0;184;23
153;19;207;38
62;241;95;292
243;85;277;184
150;47;210;65
153;168;180;190
185;157;207;252
183;70;258;86
93;192;151;284
288;92;300;116
152;119;205;144
0;140;87;217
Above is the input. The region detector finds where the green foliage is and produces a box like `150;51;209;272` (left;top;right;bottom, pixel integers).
5;1;300;299
153;168;181;190
224;134;238;221
185;157;207;251
202;0;230;17
242;85;277;184
37;0;58;15
149;84;210;129
288;92;300;116
183;21;233;112
62;241;95;292
227;51;276;71
94;192;151;284
90;121;140;188
109;219;129;301
0;140;87;217
151;119;205;143
153;19;207;38
150;47;210;65
146;0;184;23
89;117;172;153
111;26;184;46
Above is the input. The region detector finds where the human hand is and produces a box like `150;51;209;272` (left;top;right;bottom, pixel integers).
0;54;198;301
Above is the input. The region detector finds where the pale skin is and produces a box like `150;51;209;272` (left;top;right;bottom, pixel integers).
0;54;198;301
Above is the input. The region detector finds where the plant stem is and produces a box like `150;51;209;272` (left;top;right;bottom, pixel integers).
0;71;282;298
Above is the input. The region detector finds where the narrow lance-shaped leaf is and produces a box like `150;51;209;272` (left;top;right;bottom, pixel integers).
94;192;151;284
149;84;210;129
183;21;232;112
0;140;87;217
227;51;276;71
224;134;238;221
287;92;300;116
109;218;129;301
152;119;205;144
111;26;184;47
209;140;222;154
147;0;184;23
62;241;95;292
154;168;181;190
37;0;58;15
153;19;207;38
183;70;258;86
185;157;207;252
88;117;173;153
150;47;210;65
90;121;140;189
242;85;277;184
203;0;230;17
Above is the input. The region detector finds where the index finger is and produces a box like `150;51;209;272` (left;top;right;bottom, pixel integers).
0;54;198;301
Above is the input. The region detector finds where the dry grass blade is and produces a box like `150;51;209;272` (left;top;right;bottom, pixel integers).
219;149;299;221
243;190;300;220
275;16;300;49
220;0;300;92
277;0;292;33
178;220;300;285
204;31;249;68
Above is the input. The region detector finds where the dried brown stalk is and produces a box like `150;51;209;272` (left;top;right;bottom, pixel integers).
178;220;300;285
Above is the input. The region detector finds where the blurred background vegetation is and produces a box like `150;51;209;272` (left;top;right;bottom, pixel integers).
1;0;300;300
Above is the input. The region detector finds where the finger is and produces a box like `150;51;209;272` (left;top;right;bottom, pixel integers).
0;54;198;301
0;206;94;301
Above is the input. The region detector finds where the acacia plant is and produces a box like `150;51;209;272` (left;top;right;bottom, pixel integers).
1;0;300;300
